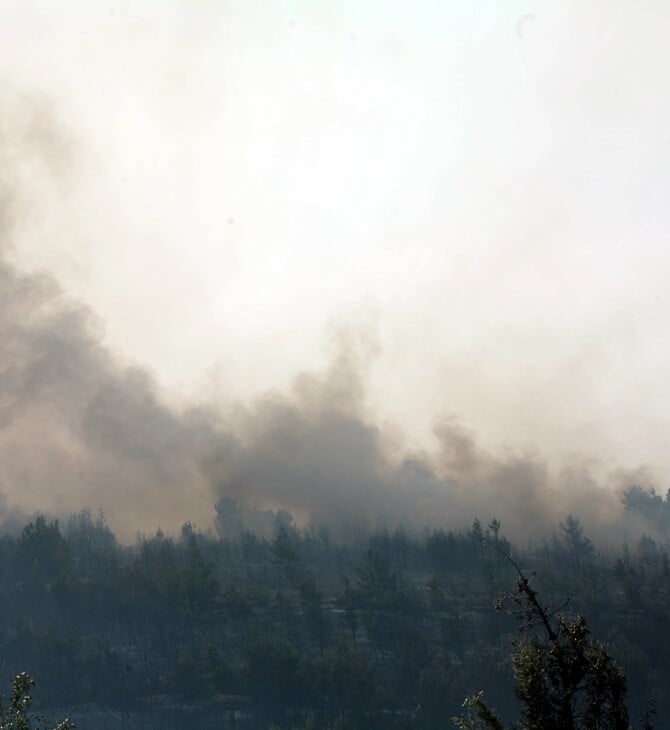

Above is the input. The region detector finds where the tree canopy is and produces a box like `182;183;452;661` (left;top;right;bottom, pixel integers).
454;548;650;730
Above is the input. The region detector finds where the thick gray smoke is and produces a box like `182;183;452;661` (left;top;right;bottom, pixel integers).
0;257;218;535
205;352;636;541
0;87;651;543
0;87;217;536
0;248;635;541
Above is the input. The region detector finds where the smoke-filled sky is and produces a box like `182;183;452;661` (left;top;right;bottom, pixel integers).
0;1;668;538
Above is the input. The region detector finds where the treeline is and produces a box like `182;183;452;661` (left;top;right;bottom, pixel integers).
0;492;669;728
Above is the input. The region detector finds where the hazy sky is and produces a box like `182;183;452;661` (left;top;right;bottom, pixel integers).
2;0;670;501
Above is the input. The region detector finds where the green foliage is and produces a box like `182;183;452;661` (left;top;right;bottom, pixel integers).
454;549;642;730
512;615;628;730
355;549;397;605
560;515;595;570
0;672;74;730
272;524;300;579
453;692;507;730
243;632;305;709
317;642;374;720
1;507;669;725
177;534;218;613
18;517;71;582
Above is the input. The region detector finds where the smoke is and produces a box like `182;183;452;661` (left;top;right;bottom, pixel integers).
0;87;216;535
0;253;644;542
0;257;217;535
206;352;631;541
0;85;655;544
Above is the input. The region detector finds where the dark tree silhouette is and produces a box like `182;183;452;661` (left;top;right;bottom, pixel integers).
454;548;645;730
560;514;594;571
0;673;74;730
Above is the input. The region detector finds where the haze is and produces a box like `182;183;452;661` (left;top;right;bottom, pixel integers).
0;1;668;537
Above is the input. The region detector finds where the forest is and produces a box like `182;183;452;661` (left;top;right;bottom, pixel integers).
2;485;670;729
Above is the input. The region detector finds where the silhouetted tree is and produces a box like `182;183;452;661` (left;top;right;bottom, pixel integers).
454;552;641;730
318;642;373;721
559;515;594;571
18;516;71;587
271;524;299;581
0;672;74;729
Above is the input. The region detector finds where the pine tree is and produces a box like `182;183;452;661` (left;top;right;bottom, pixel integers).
0;672;75;730
454;549;649;730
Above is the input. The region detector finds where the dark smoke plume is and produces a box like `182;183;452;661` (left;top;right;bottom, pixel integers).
0;86;651;543
205;352;633;542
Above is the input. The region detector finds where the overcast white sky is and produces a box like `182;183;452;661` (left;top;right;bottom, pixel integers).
2;0;670;485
